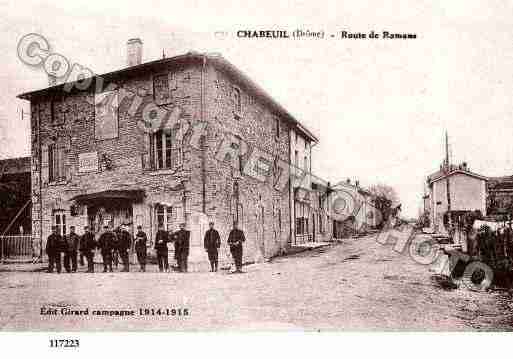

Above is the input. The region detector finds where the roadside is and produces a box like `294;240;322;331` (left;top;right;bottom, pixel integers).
0;232;512;331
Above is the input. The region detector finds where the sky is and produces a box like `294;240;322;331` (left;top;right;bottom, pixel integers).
1;0;513;218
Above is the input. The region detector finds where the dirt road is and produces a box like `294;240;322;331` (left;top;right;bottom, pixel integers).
1;232;512;331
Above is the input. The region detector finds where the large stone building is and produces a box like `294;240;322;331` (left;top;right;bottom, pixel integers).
18;40;319;266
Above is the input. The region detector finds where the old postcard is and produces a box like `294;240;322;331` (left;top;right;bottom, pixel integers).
0;0;512;345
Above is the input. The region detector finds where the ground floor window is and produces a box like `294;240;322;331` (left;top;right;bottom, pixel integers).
318;212;325;233
54;210;66;237
156;204;174;231
295;202;309;235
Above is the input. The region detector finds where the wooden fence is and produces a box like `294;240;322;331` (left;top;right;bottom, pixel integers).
0;235;35;262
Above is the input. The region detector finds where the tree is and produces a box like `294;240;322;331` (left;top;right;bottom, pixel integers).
368;184;400;228
368;184;400;207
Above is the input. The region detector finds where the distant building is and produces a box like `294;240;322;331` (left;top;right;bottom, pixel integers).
330;180;380;238
0;156;31;235
426;163;487;233
487;175;513;216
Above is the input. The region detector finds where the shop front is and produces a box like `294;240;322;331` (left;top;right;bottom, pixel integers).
71;190;146;237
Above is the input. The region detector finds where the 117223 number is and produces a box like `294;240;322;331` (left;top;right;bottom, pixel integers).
49;339;79;348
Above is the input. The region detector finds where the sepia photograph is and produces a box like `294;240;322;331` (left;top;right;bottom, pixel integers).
0;1;512;350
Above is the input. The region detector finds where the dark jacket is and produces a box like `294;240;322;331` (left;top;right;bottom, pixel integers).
98;231;116;253
65;233;80;253
117;230;132;252
175;229;190;257
154;230;169;252
46;233;63;255
134;231;147;253
204;229;221;252
228;229;245;248
79;232;96;252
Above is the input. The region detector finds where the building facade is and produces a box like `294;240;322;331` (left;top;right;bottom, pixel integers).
0;156;32;235
331;180;380;238
487;176;513;217
427;164;487;233
18;42;318;265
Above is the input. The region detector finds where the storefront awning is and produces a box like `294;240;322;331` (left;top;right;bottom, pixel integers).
71;190;145;204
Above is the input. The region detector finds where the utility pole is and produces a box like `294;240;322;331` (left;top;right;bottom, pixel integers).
445;131;452;233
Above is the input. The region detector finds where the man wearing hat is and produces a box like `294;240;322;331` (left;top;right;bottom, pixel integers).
134;225;148;272
117;225;132;272
64;225;80;273
155;223;170;272
46;226;63;273
174;222;190;272
204;221;221;272
228;221;245;273
98;225;115;272
80;226;96;273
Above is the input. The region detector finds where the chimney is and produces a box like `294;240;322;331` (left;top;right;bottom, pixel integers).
127;38;143;67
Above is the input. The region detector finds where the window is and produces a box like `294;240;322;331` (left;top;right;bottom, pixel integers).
152;129;181;170
48;144;65;182
295;202;309;236
275;117;280;138
233;203;243;225
153;73;171;105
295;131;298;144
304;156;308;172
305;140;308;150
156;204;174;231
51;97;66;125
318;212;325;233
232;87;241;114
94;90;119;140
54;211;66;237
294;150;298;170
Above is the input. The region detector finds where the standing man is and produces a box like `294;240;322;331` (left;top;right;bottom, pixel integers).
46;226;63;273
80;226;96;273
155;223;169;272
134;225;148;272
175;223;190;273
204;221;221;272
64;226;80;273
111;227;120;270
228;221;245;273
98;225;115;272
117;225;132;272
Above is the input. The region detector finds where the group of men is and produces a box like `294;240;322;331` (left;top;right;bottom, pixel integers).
45;220;246;274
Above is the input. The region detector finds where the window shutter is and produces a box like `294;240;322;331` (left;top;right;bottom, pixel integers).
142;134;154;170
41;144;49;186
171;128;182;167
64;148;72;181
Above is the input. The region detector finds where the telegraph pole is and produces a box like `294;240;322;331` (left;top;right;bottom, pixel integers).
445;131;452;233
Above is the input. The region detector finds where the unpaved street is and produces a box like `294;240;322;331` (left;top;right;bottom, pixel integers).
1;232;512;331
